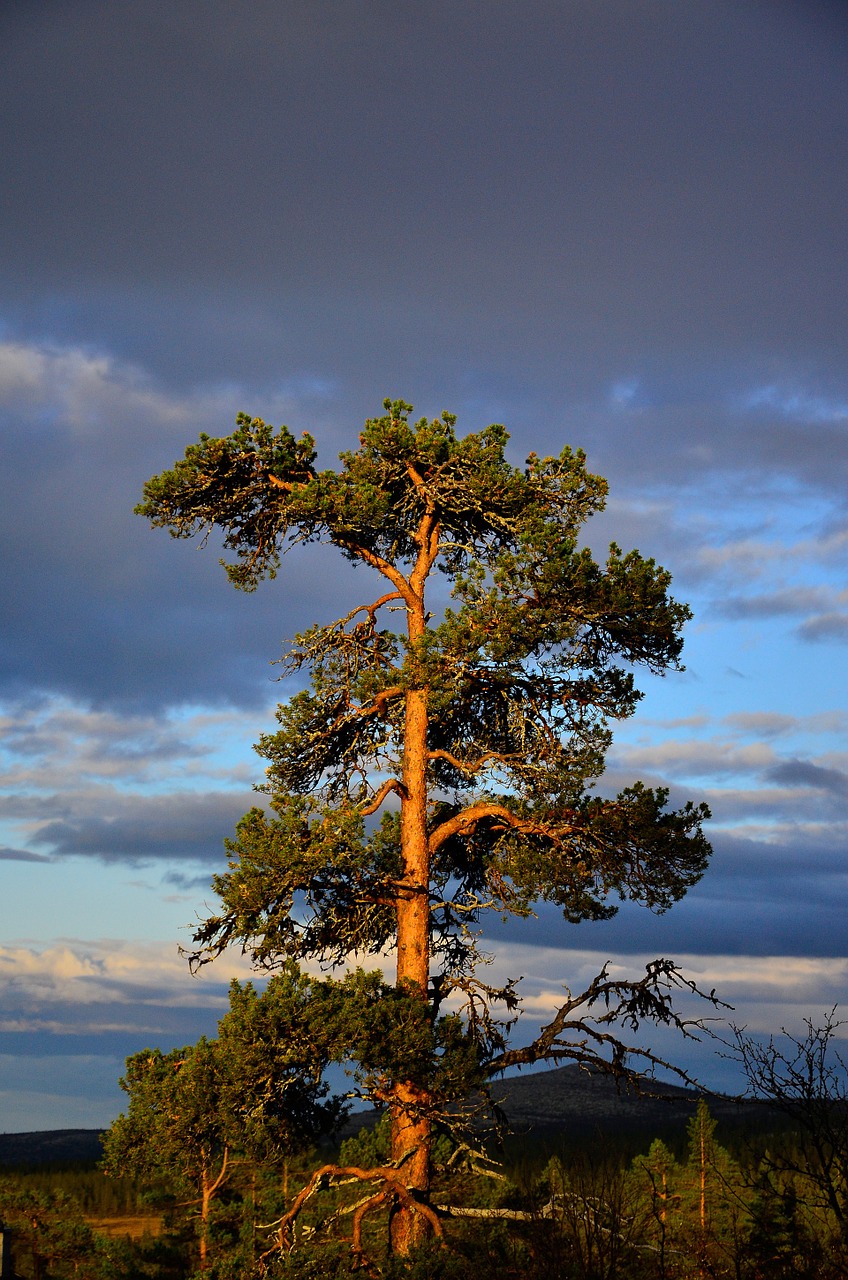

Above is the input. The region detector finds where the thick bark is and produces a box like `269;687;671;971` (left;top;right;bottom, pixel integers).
390;585;432;1253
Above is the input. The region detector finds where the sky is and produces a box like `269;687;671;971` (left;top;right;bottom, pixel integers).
1;0;847;1131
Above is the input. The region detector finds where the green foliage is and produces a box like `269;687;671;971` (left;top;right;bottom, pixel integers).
101;972;344;1273
0;1178;95;1278
7;1166;142;1217
147;400;710;1010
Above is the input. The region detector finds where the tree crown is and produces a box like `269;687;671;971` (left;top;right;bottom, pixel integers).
137;399;712;1118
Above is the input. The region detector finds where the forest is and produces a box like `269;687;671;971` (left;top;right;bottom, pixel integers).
2;1077;848;1279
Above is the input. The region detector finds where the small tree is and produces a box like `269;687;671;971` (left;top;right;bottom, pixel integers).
137;399;713;1256
634;1138;679;1279
0;1180;97;1280
733;1011;848;1256
103;970;342;1271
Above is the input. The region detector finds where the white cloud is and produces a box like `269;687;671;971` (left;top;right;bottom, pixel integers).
0;338;339;442
0;340;199;435
611;738;777;779
0;697;264;789
0;938;256;1010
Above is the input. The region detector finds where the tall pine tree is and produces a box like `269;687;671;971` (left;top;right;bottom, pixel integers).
137;399;712;1253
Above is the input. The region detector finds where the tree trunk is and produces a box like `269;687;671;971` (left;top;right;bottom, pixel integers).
390;600;432;1252
198;1150;228;1272
199;1168;211;1273
698;1122;707;1280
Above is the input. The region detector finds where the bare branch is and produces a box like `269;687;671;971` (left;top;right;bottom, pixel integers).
274;1161;444;1254
487;960;727;1091
436;1202;556;1220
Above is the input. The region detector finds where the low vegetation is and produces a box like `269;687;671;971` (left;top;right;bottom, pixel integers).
1;1090;847;1278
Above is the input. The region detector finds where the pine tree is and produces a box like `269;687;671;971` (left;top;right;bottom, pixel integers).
137;399;713;1255
635;1138;680;1279
102;970;342;1271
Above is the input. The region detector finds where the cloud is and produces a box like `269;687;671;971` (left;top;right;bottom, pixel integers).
0;846;53;863
798;613;848;643
162;869;224;892
0;339;364;713
0;702;212;781
743;384;848;425
606;730;848;830
0;339;201;435
720;588;848;620
765;759;848;796
26;791;255;864
723;711;848;738
0;699;265;792
2;0;848;1127
610;738;777;780
0;939;255;1013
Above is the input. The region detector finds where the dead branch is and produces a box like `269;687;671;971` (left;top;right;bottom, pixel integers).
487;960;727;1091
273;1162;444;1254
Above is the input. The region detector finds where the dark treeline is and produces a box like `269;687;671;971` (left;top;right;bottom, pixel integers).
1;1100;847;1279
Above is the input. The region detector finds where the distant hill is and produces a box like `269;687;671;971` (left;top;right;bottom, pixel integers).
0;1066;751;1168
0;1128;105;1168
338;1064;751;1144
489;1064;747;1137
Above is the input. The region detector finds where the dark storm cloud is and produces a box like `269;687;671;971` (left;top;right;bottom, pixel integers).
4;1;847;1128
765;758;848;796
2;1;848;382
0;348;368;710
484;824;848;959
1;2;847;716
27;791;256;863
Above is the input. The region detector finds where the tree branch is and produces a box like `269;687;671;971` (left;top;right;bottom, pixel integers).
429;803;570;854
274;1162;444;1253
325;686;405;736
427;748;520;774
360;778;406;816
205;1146;230;1200
266;473;296;492
486;961;726;1089
337;539;417;604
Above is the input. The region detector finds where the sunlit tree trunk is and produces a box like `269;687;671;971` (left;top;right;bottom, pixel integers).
390;585;432;1253
198;1148;228;1272
199;1166;211;1273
